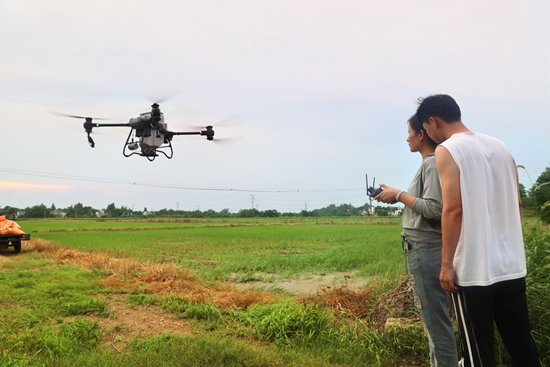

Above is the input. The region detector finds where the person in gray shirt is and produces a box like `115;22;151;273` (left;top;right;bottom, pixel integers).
375;114;458;367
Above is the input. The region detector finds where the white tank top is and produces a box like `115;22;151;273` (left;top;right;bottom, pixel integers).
441;132;526;286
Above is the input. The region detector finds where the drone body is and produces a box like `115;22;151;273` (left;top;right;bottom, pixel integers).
126;105;169;157
61;103;215;161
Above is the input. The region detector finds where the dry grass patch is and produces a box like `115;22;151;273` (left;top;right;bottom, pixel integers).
298;283;376;319
26;238;279;309
366;277;419;331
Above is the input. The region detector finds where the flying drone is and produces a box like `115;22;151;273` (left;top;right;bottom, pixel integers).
57;103;216;161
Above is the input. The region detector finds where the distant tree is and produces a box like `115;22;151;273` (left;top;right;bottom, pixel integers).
376;208;389;216
103;203;125;217
261;209;280;217
335;203;357;216
50;203;56;210
519;183;533;209
2;206;19;215
237;208;259;217
202;209;218;218
218;209;231;217
23;204;53;218
190;210;203;218
532;165;550;223
106;203;116;215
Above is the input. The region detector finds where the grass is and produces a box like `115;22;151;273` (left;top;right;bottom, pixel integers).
0;247;424;366
25;221;406;281
19;217;401;232
524;226;550;364
0;252;109;366
1;217;548;366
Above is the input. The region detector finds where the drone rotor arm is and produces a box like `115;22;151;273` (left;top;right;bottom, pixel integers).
170;126;215;140
170;131;201;136
92;123;131;128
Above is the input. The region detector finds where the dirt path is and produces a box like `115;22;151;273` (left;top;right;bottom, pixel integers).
237;272;372;295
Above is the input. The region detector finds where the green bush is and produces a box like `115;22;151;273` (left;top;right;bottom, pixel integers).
531;166;550;223
229;300;332;346
183;303;222;321
524;227;550;365
37;318;101;359
62;298;108;317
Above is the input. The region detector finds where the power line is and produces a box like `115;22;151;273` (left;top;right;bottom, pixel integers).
0;168;363;194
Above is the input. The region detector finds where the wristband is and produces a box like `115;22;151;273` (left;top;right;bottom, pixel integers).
396;191;405;202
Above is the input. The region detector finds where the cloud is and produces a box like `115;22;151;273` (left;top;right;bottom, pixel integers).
0;181;72;191
0;0;548;211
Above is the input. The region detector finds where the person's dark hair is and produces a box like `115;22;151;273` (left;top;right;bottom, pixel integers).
416;94;461;124
408;114;438;148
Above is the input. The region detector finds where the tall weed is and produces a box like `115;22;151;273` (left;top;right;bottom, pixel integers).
524;227;550;364
0;343;28;367
229;300;332;346
36;318;101;359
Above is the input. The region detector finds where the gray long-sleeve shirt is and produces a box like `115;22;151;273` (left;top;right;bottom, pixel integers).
401;153;442;243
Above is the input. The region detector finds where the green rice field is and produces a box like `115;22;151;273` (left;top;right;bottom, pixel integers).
21;218;406;282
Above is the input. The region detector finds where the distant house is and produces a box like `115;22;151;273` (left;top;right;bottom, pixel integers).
389;208;403;216
359;207;377;216
53;210;67;218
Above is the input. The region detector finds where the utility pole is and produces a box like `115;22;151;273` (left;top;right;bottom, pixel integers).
176;201;180;211
250;194;255;209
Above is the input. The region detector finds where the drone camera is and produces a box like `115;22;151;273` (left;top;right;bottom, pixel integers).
128;142;139;151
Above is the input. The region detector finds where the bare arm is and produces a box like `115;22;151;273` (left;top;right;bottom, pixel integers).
435;146;462;293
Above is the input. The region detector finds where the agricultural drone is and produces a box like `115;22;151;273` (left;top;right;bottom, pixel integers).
55;103;216;161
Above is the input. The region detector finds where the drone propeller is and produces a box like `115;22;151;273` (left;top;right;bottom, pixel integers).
194;115;243;144
49;111;111;148
187;114;243;130
49;111;109;121
137;88;182;105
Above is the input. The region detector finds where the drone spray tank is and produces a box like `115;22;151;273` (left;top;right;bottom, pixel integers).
127;103;167;156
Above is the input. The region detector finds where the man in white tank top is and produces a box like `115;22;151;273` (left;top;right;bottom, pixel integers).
416;94;541;367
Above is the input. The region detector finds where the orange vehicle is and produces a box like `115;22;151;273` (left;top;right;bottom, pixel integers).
0;215;30;254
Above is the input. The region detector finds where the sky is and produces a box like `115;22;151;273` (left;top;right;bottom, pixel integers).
1;0;549;213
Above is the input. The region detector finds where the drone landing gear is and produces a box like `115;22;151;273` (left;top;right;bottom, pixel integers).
122;129;174;161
